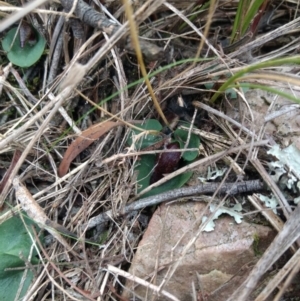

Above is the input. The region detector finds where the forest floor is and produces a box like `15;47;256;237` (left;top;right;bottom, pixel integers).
1;0;300;300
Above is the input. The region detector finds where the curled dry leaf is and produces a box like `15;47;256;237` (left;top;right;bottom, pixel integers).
58;121;122;177
150;142;181;184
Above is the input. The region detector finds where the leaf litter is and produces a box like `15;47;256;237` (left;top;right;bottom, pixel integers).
0;0;300;300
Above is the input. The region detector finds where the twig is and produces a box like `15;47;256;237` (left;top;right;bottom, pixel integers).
47;16;64;85
85;180;265;230
0;149;21;195
106;264;180;301
0;62;12;96
32;229;97;301
227;204;300;301
0;0;49;31
229;16;300;59
255;246;300;301
136;140;268;198
193;101;257;138
0;83;80;205
13;177;77;254
60;0;164;61
10;68;39;104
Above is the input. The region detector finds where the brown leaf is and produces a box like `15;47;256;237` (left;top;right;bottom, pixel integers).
0;149;22;195
58;121;122;177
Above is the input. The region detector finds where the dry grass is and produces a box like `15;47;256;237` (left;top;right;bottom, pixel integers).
1;0;300;300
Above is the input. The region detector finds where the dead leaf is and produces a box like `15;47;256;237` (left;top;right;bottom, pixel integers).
13;177;77;257
0;149;21;196
58;121;122;177
59;63;87;91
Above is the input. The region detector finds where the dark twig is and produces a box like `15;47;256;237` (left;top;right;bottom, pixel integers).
47;28;64;86
60;0;164;61
85;180;265;230
10;68;39;104
47;15;65;85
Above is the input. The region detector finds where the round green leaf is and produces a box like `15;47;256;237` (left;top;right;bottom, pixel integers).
126;119;163;150
0;215;41;301
174;128;200;161
2;27;46;67
128;119;195;197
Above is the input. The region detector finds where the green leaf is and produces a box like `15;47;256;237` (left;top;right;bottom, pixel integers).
204;79;250;99
0;215;41;301
210;56;300;103
136;154;192;197
127;119;195;197
242;0;265;34
136;154;156;192
126;119;163;150
2;27;46;67
174;128;200;161
230;0;245;43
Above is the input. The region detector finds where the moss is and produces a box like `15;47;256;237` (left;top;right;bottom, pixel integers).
252;233;262;256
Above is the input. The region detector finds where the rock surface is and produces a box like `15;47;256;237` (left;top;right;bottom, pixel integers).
226;88;300;147
122;201;276;301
